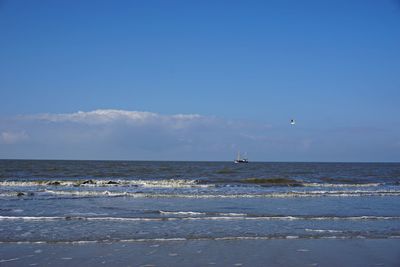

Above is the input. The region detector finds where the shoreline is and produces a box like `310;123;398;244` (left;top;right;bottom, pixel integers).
1;239;399;267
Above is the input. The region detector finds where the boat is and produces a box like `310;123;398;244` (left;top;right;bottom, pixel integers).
234;151;248;163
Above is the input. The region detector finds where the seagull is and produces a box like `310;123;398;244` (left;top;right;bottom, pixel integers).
290;119;295;125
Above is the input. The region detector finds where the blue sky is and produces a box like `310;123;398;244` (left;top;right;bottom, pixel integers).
0;0;399;161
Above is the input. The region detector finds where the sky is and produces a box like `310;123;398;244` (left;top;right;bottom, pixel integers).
0;0;399;161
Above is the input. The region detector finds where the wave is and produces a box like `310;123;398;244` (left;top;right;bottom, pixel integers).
0;216;166;222
36;189;400;198
241;178;302;186
1;235;399;244
159;211;205;216
1;215;399;222
305;229;344;233
240;178;387;188
0;179;393;190
0;179;210;188
158;211;247;217
2;189;400;199
303;183;382;187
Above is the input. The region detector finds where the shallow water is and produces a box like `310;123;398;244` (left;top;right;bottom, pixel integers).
1;239;400;267
0;160;400;243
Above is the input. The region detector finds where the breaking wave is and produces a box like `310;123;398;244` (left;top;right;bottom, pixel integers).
0;179;393;189
37;189;400;198
0;179;209;188
1;234;400;244
1;215;399;222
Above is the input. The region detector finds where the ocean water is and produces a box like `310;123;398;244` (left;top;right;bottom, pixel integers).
1;159;400;246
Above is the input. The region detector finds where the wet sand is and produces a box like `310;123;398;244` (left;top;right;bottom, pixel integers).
1;239;399;266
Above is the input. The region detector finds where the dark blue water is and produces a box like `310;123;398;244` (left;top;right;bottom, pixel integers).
1;160;400;243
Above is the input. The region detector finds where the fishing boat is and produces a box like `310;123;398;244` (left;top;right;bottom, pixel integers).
234;151;248;163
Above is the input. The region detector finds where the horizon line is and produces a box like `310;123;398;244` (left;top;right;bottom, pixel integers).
0;158;399;164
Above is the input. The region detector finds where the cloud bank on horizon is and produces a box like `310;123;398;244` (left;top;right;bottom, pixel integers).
0;109;399;162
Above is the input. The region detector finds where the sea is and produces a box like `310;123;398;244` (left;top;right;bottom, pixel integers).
1;160;400;266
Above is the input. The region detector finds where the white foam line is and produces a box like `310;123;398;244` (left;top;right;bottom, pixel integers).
303;183;382;187
0;179;210;188
182;216;400;221
159;210;247;217
44;190;129;197
87;217;172;222
1;215;399;222
0;216;169;222
0;216;63;221
217;213;247;216
119;238;188;242
0;258;20;263
159;211;205;216
41;190;400;198
0;235;386;244
305;229;344;233
159;211;246;217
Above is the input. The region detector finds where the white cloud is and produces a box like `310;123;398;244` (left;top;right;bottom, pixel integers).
0;131;29;144
28;109;203;126
1;109;233;159
2;109;395;161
